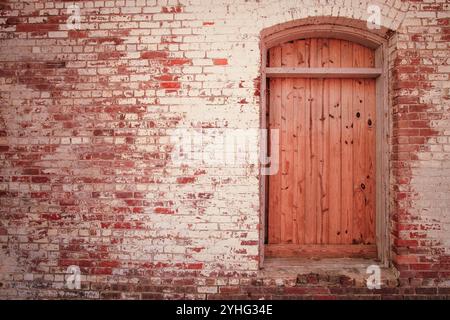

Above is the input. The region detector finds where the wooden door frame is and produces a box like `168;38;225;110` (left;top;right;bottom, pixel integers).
259;24;391;267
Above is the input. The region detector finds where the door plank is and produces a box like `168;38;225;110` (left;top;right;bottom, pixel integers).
328;39;342;244
265;67;382;78
295;39;307;245
310;39;323;244
352;43;366;245
295;77;306;244
364;46;376;245
267;38;377;253
281;42;295;243
280;77;289;243
304;78;316;244
309;38;319;68
289;86;298;244
295;39;307;68
268;46;282;244
319;39;330;244
265;244;377;259
328;78;342;244
365;78;376;245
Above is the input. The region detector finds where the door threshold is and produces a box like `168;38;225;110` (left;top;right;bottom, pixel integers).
260;257;398;287
265;244;377;259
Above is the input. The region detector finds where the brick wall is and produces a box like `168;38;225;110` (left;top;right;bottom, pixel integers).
0;0;448;299
390;0;450;287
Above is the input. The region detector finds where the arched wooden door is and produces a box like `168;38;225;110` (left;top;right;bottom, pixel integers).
266;38;377;258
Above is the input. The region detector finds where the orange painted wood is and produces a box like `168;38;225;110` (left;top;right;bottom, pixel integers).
318;39;329;245
282;42;295;243
364;45;376;245
304;78;315;244
312;78;322;244
265;67;382;78
294;41;307;245
295;77;306;245
328;39;342;244
280;76;288;243
267;38;377;256
365;78;376;245
352;44;367;245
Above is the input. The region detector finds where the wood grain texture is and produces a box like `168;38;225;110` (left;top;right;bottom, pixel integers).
340;40;354;245
265;67;382;78
268;45;282;244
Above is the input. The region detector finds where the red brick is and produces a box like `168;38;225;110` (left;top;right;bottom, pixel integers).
213;58;228;65
0;0;447;301
141;51;169;59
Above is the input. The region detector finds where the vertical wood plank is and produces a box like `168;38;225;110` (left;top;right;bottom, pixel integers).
365;78;376;245
352;43;366;245
367;46;376;68
319;39;330;244
288;42;300;244
364;45;376;245
268;46;282;244
280;76;288;243
312;78;322;244
328;39;342;244
340;40;354;244
320;78;330;244
295;77;306;244
304;78;316;244
289;86;298;244
311;39;323;244
279;44;288;243
267;38;377;250
304;39;311;68
281;42;295;243
296;39;307;68
305;38;317;244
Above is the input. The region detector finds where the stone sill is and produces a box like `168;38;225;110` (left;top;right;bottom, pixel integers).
259;257;399;288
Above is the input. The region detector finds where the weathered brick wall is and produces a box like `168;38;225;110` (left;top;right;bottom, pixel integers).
0;0;448;299
390;0;450;287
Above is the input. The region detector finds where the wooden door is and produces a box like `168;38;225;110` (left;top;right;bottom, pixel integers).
266;38;377;258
